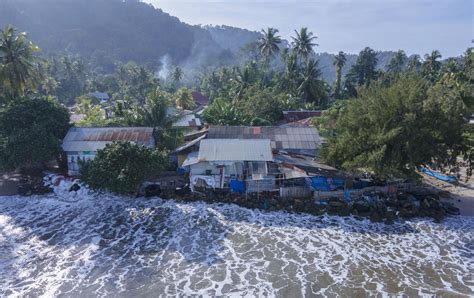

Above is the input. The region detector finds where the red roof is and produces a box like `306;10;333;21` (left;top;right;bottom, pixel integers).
192;91;210;106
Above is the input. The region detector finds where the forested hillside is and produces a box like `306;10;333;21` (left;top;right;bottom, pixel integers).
0;0;410;82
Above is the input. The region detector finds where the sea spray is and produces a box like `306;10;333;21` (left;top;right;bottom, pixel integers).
0;178;473;296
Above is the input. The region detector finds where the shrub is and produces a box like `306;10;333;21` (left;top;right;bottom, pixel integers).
80;141;168;195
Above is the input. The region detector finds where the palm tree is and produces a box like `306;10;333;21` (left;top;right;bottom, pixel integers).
175;87;195;110
298;58;326;105
386;50;407;74
0;25;39;100
291;27;318;62
172;66;184;83
422;50;442;82
258;28;282;67
333;51;346;99
278;52;300;96
233;65;254;100
407;54;421;73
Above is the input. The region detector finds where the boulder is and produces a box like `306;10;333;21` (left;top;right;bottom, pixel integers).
144;184;161;197
69;183;81;192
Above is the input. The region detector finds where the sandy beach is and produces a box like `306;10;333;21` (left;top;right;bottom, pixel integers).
421;172;474;216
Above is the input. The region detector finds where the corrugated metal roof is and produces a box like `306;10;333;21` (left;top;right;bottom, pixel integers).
207;126;322;151
274;151;339;176
182;151;199;167
89;91;110;100
198;139;273;162
173;113;202;127
62;127;155;152
171;134;206;154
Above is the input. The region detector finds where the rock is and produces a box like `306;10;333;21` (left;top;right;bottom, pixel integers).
433;208;446;222
69;183;81;192
443;203;460;216
369;211;383;223
144;184;161;197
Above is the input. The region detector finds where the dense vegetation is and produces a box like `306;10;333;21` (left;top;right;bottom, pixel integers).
0;0;414;83
0;97;70;171
319;50;473;179
80;141;168;194
0;0;472;183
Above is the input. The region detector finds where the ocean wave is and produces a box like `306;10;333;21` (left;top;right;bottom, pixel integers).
0;179;473;296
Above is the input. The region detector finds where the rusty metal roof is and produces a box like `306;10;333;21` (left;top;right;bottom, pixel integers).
62;127;155;152
198;139;273;162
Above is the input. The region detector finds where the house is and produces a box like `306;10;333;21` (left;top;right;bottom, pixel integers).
89;91;110;104
191;91;210;106
167;107;202;131
282;110;321;123
172;125;323;168
62;127;155;176
207;126;323;156
183;139;274;191
171;134;206;166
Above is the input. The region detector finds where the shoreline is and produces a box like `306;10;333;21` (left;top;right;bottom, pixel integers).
2;172;474;220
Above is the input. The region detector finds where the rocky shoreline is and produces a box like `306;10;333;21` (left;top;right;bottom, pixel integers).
2;173;462;224
154;186;460;224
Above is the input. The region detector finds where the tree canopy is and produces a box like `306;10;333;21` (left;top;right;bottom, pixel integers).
80;141;168;195
321;74;471;179
0;97;70;170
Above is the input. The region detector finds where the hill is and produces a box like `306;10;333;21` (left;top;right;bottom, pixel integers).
0;0;407;82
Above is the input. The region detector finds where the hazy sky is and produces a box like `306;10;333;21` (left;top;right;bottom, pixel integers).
145;0;473;57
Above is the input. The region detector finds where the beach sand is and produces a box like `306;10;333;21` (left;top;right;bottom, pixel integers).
421;172;474;216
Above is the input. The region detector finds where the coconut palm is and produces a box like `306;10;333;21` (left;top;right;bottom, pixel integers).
386;50;407;74
422;50;442;82
0;25;39;101
291;27;318;62
278;52;300;96
172;66;184;83
333;51;346;98
407;54;421;73
298;58;326;104
175;87;195;110
258;28;282;67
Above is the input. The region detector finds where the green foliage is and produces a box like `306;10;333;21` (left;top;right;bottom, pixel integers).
80;141;168;195
333;51;346;99
172;66;184;83
203;99;250;125
46;56;88;105
344;47;378;97
175;87;195;110
77;106;112;127
297;58;327;105
422;50;442;83
291;27;318;62
321;75;471;179
0;97;70;170
258;28;282;65
0;0;195;66
0;25;40;102
386;50;407;74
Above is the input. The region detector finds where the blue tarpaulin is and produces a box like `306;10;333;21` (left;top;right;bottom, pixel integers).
311;176;344;191
230;179;246;193
420;167;457;183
